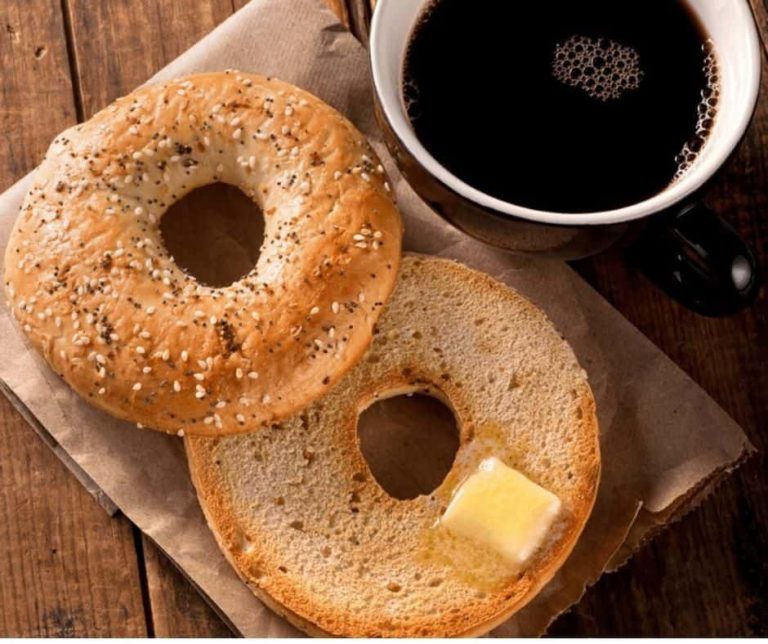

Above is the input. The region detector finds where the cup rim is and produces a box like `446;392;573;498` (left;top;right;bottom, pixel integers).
369;0;763;226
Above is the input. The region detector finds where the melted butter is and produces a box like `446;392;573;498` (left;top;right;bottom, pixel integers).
416;524;517;593
417;421;537;591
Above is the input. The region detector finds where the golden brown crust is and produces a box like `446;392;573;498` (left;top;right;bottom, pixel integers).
186;256;601;637
3;72;402;436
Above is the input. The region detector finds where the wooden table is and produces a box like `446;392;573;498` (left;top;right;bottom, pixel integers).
0;0;766;636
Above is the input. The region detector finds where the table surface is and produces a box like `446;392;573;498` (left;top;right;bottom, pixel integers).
0;0;766;637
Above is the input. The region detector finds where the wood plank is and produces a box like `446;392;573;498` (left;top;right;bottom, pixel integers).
0;0;149;636
0;394;148;636
63;0;235;118
232;0;350;26
0;0;77;183
142;535;233;637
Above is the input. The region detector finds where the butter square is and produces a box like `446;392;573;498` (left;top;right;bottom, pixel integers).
441;457;562;568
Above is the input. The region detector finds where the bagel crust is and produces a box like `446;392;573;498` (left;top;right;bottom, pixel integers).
186;256;601;637
3;72;402;436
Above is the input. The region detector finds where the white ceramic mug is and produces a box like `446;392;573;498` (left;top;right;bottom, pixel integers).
370;0;762;315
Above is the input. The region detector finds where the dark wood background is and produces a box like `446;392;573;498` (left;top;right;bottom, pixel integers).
0;0;765;636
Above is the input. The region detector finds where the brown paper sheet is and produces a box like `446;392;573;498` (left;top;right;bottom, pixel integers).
0;0;754;636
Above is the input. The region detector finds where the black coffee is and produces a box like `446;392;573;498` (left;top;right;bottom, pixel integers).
403;0;719;213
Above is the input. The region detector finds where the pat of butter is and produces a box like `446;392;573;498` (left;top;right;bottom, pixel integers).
441;457;561;568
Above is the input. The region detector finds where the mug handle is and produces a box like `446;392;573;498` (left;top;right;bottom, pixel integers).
364;0;759;317
626;203;761;316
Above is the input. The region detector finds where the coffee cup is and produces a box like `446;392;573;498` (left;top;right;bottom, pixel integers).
370;0;762;316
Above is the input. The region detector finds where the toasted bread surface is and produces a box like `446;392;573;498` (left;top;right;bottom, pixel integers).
186;255;600;636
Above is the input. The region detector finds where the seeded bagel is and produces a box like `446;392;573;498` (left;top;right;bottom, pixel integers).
3;72;402;436
186;255;600;637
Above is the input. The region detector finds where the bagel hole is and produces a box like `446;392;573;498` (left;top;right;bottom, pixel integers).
357;393;459;500
160;183;264;287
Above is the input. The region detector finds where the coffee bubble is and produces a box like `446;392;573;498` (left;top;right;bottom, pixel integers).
673;41;719;180
552;35;643;102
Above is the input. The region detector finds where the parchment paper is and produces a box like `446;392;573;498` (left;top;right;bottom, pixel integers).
0;0;754;636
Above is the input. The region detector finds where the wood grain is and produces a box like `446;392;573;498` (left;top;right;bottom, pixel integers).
141;535;233;637
63;0;235;118
0;394;148;637
0;0;148;637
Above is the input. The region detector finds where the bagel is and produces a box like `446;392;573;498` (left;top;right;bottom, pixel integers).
185;255;600;637
3;72;402;436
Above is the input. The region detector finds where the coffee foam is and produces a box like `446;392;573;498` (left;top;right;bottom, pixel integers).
674;42;719;180
552;35;643;102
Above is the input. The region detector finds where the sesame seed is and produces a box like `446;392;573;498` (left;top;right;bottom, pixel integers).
134;206;144;216
135;346;146;355
195;390;206;399
236;368;243;379
146;306;156;315
177;429;185;437
162;350;170;361
215;401;227;409
232;128;242;139
230;116;241;127
310;306;320;315
248;371;259;380
98;387;106;395
262;394;271;404
142;366;152;374
361;172;371;182
236;414;246;424
181;350;189;362
197;360;207;370
331;301;340;314
203;416;214;425
333;171;343;180
132;383;142;391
